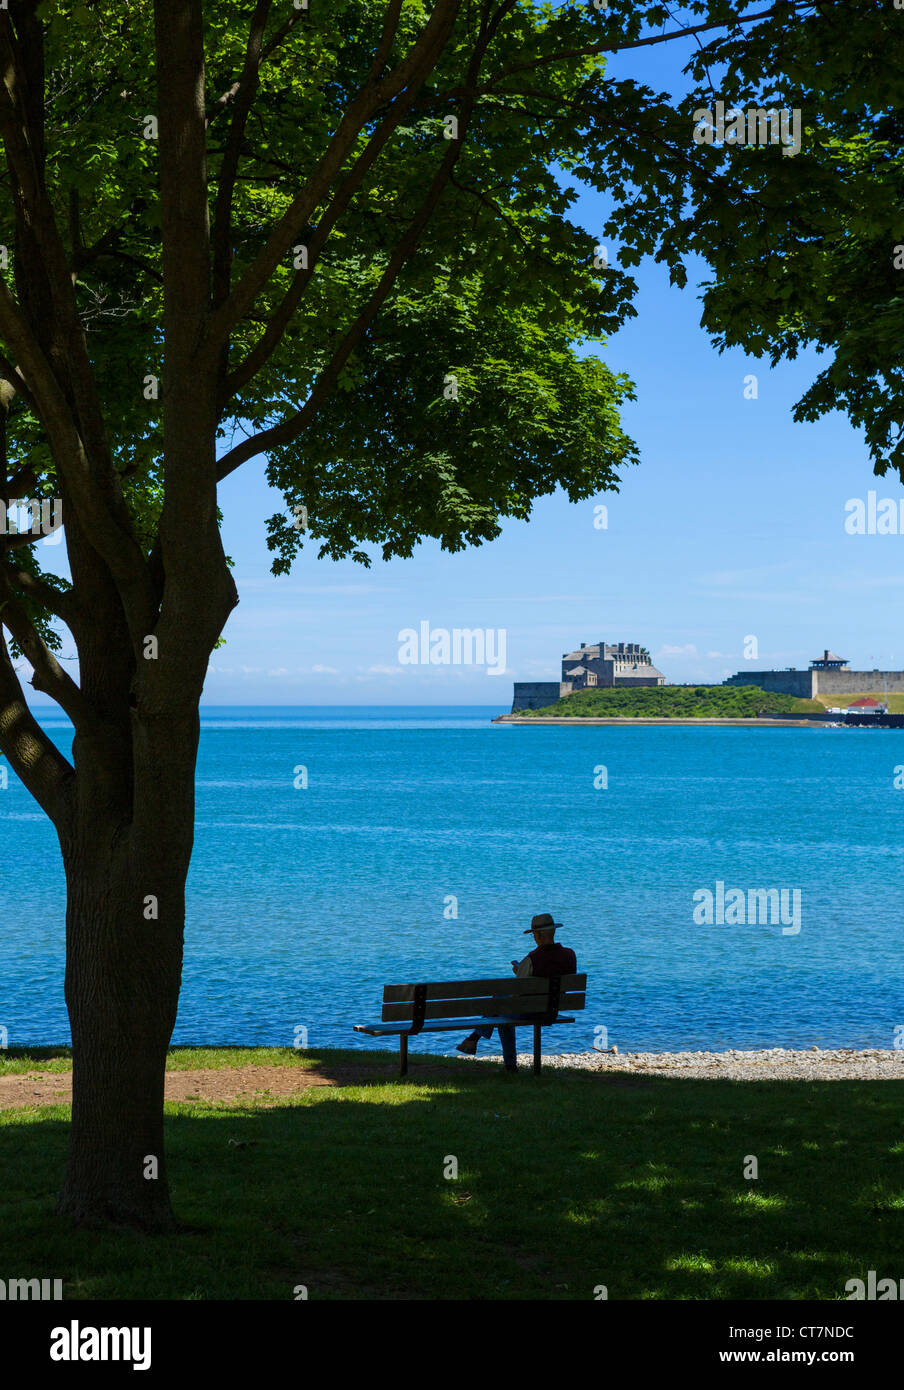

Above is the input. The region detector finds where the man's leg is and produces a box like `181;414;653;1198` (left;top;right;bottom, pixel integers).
498;1025;518;1070
458;1025;493;1055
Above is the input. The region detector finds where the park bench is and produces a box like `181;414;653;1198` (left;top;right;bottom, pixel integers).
354;973;587;1075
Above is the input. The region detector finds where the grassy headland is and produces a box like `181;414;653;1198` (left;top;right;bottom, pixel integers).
515;685;824;719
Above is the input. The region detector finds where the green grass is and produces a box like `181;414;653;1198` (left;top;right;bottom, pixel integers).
520;685;825;719
815;691;904;714
2;1047;903;1299
0;1045;345;1075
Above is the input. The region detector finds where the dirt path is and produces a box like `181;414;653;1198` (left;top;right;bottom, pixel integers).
0;1062;404;1111
6;1048;902;1110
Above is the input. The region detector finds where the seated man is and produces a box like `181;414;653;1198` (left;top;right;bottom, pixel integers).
457;913;577;1071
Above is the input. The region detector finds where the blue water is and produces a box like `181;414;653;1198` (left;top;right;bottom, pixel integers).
2;705;904;1057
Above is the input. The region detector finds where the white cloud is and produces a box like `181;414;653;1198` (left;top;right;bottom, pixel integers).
235;578;396;596
700;563;794;587
519;658;559;675
492;594;602;603
311;664;339;674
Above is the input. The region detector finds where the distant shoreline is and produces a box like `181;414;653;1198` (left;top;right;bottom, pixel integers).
493;715;832;727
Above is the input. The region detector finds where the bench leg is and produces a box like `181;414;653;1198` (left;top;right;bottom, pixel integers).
533;1023;542;1075
400;1033;408;1077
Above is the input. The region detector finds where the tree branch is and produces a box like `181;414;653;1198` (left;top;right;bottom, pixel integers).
0;624;74;830
203;0;464;356
0;274;154;629
154;0;211;360
218;58;441;409
0;523;64;553
478;4;802;93
0;561;71;622
0;354;35;412
216;18;494;480
0;14;156;641
0;569;88;726
0;17;122;496
211;0;272;310
151;0;240;669
6;460;36;495
369;0;405;82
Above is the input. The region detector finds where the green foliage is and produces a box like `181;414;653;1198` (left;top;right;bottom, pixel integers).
669;0;904;478
522;685;823;718
9;0;892;621
2;0;688;608
564;1;904;479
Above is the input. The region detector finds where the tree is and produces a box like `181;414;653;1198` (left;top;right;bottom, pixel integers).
0;0;777;1230
653;0;904;479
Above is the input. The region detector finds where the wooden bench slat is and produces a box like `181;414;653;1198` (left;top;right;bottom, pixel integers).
381;990;586;1023
355;1014;577;1037
382;974;586;1003
491;991;585;1017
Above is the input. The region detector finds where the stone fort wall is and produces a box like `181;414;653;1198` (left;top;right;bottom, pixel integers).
726;669;904;698
725;670;817;697
816;670;904;695
511;682;561;711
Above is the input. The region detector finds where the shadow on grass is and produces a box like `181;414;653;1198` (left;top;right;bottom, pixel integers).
2;1043;543;1083
2;1062;903;1300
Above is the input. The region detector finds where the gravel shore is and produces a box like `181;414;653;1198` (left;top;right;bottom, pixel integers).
472;1048;904;1080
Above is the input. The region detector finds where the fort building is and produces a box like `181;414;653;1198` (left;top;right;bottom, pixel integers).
512;640;666;712
724;648;904;699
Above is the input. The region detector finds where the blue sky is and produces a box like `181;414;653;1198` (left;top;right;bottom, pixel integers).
28;22;904;706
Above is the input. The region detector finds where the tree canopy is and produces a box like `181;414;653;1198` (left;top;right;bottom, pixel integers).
1;0;661;617
664;0;904;479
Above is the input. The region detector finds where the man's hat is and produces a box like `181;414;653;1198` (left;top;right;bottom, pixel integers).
524;912;563;934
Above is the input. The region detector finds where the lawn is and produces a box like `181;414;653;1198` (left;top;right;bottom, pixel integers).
815;691;904;714
2;1047;903;1300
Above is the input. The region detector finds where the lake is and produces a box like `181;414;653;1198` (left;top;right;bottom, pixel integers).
2;705;903;1057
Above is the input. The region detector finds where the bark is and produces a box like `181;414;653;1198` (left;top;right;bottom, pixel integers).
56;713;201;1232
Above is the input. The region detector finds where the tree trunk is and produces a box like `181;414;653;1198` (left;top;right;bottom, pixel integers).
56;718;199;1232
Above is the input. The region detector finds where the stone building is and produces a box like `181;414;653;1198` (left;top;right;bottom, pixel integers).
511;640;665;711
559;640;665;693
724;648;904;699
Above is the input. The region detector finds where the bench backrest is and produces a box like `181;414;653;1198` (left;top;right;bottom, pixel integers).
381;975;587;1026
